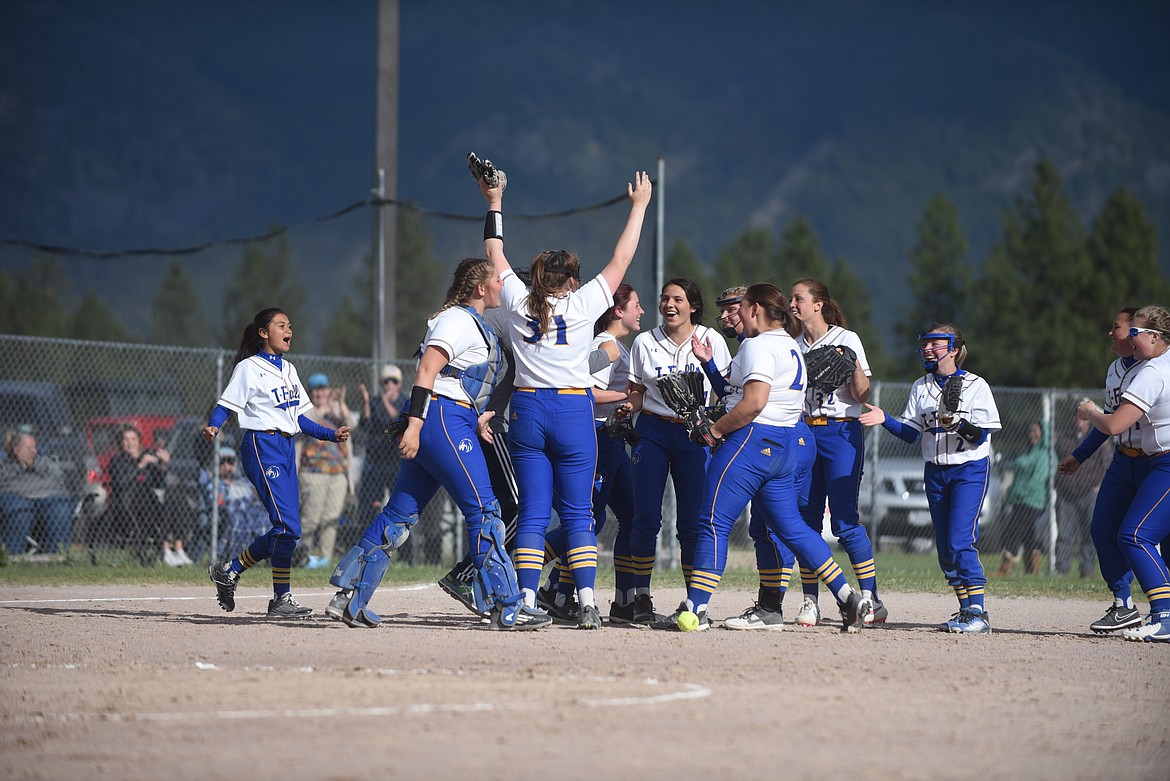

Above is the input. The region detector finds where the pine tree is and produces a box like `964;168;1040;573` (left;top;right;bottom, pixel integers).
776;216;832;285
220;231;306;348
972;159;1093;386
1088;186;1168;312
69;292;132;343
150;262;207;346
896;194;971;378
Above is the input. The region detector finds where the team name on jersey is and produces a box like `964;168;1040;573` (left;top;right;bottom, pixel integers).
270;383;302;411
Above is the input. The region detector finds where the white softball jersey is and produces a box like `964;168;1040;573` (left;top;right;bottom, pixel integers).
1104;356;1146;452
423;306;491;405
501;270;613;389
722;329;807;427
1121;351;1170;454
592;331;631;421
629;324;731;418
796;325;871;417
898;371;1001;465
217;354;315;434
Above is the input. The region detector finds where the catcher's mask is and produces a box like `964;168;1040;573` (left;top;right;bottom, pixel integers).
715;287;746;338
918;331;962;372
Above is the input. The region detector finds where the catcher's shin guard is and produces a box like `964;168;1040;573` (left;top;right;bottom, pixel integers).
338;548;391;628
472;509;523;628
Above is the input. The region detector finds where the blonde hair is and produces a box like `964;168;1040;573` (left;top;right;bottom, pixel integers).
1134;304;1170;334
925;322;968;367
434;258;494;318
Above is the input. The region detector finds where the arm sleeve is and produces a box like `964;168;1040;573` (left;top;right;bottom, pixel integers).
1071;427;1109;463
208;405;230;430
880;415;921;445
700;357;731;399
297;414;335;442
588;347;612;374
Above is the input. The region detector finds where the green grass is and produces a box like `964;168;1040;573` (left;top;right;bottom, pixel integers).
0;548;1113;601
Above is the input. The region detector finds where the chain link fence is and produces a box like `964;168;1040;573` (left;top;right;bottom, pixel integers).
2;334;1109;575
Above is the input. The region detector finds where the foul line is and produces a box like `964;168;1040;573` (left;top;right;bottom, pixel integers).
12;679;711;724
0;583;432;606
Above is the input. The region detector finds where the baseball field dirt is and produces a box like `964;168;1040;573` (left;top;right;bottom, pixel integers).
2;583;1167;781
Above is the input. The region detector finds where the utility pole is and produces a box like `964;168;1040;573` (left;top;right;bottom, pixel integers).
374;0;399;362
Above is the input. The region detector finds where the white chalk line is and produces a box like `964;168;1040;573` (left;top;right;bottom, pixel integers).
0;583;432;606
10;678;711;724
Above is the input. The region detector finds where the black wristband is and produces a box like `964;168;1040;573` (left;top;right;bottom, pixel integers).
407;386;433;421
954;418;983;445
484;211;503;241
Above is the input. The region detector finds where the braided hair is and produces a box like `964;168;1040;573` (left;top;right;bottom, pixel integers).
433;258;494;318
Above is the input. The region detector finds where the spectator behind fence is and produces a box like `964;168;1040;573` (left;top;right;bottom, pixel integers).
1054;403;1110;577
352;364;404;542
201;447;270;562
107;423;183;566
298;372;357;569
995;420;1051;576
0;431;75;556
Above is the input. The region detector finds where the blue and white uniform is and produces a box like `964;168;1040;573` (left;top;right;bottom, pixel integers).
1072;356;1149;605
1115;352;1170;622
628;324;731;593
330;305;524;627
208;351;338;596
796;326;877;605
544;330;637;603
687;329;857;617
878;370;1001;624
503;270;613;606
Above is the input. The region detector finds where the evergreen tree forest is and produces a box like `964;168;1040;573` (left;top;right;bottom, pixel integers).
2;158;1167;389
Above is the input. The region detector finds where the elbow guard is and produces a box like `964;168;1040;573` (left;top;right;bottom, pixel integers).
954;418;985;446
408;386;433;421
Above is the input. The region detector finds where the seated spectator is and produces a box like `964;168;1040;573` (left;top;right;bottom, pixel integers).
0;430;76;557
107;423;172;566
201;446;269;562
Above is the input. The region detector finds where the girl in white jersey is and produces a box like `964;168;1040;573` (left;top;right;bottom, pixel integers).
789;277;884;627
1078;304;1170;642
540;284;646;622
677;283;870;632
204;308;350;619
860;323;1001;634
1058;308;1153;634
627;277;732;628
477;163;652;629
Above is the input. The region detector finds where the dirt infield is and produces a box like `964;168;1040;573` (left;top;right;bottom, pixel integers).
2;583;1168;781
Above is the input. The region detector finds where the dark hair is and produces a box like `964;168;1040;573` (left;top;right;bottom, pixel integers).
435;258;494;318
792;277;848;328
595;283;636;335
662;276;704;325
526;250;582;336
743;283;795;333
233;308;285;367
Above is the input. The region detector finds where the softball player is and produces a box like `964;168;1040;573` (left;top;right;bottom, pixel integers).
790;278;883;627
204;308;350;619
628;277;732;626
478;165;653;630
693;285;797;630
326;258;549;630
1078;304;1170;642
1058;308;1151;633
859;323;1001;633
675;283;870;632
541;284;644;623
